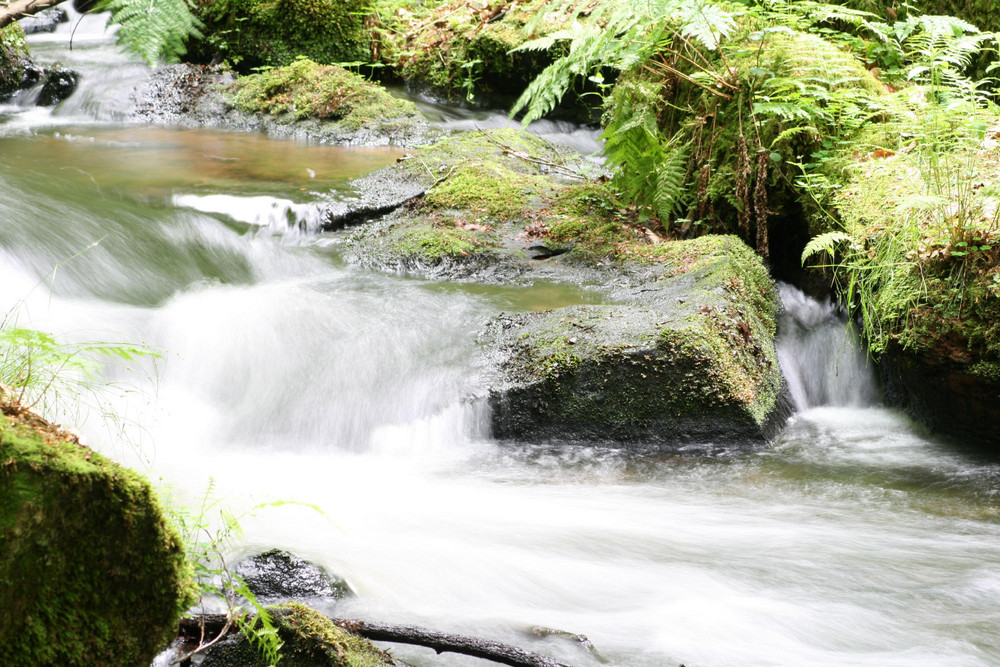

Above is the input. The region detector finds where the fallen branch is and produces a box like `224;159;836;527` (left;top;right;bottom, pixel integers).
179;613;574;667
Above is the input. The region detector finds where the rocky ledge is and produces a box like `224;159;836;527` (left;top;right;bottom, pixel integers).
335;129;789;446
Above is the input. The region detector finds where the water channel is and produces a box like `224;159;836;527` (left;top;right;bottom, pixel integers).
2;10;999;667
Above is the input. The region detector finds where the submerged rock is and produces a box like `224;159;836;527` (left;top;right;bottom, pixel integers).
235;549;355;602
0;407;194;665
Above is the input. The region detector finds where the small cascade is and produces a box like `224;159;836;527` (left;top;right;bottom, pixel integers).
172;194;328;235
23;7;152;122
775;283;879;411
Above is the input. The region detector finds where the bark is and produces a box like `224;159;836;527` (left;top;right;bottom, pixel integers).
0;0;64;30
178;614;574;667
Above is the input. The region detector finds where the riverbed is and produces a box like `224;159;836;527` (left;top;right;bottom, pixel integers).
2;9;999;666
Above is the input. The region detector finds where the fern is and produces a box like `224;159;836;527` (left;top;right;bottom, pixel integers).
510;0;737;123
653;140;692;220
97;0;203;66
801;231;851;264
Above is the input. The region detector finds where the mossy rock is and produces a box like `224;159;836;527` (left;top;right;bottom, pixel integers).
0;409;194;666
186;0;374;72
825;125;1000;444
340;128;586;276
484;235;789;445
200;602;398;667
129;63;427;146
0;25;31;99
228;59;419;130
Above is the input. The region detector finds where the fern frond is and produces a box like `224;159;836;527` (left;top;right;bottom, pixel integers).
100;0;203;65
801;231;851;264
652;140;692;220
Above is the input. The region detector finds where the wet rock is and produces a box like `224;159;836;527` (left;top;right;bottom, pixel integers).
127;63;430;147
37;66;78;106
18;7;68;34
234;549;354;602
1;25;31;100
321;159;436;231
880;349;1000;447
481;236;791;446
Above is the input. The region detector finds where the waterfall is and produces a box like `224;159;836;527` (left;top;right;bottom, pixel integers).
775;283;879;411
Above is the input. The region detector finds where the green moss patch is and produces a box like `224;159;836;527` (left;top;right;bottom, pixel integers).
375;0;562;99
347;214;502;274
0;25;30;98
202;602;394;667
829;127;1000;377
188;0;374;71
424;163;548;221
0;408;194;666
229;59;417;127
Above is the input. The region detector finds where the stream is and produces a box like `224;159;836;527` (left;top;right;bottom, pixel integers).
2;10;1000;667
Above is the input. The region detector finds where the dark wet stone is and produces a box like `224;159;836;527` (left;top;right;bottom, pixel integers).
37;67;78;106
234;549;354;602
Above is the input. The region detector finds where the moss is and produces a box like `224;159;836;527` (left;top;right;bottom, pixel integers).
0;410;195;666
229;59;417;127
187;0;374;72
424;163;548;221
353;215;501;269
543;183;649;260
389;218;499;260
830;131;1000;376
407;128;569;176
0;25;30;98
202;602;394;667
375;0;562;99
488;235;785;442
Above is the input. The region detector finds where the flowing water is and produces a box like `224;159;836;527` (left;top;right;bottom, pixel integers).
3;13;1000;667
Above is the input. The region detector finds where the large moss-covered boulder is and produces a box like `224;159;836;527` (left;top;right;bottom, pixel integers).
186;0;374;71
0;408;194;665
200;602;399;667
483;235;789;445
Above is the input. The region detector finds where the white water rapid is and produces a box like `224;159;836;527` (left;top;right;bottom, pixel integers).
2;12;999;667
